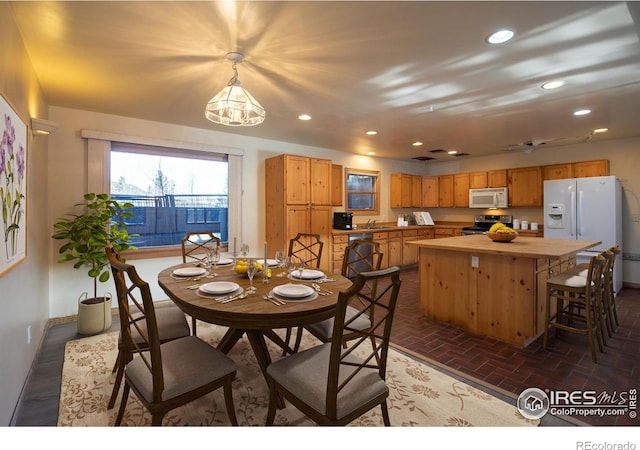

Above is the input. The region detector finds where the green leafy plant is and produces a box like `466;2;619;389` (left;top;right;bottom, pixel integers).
52;193;136;299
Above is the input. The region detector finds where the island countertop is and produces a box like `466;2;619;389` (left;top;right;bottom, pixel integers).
406;235;600;259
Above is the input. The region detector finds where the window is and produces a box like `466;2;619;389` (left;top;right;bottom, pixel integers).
110;143;229;249
345;168;380;215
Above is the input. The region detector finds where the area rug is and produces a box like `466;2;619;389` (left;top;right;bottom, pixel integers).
58;322;538;427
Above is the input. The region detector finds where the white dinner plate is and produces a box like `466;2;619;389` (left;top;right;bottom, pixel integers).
216;258;234;266
199;281;240;295
273;284;315;298
270;289;318;303
289;269;325;280
172;267;207;277
266;259;280;267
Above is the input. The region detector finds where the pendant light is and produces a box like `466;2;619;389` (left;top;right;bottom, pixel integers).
205;52;265;127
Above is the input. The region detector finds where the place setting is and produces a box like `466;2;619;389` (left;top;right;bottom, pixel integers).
266;283;318;303
170;266;209;281
194;281;245;303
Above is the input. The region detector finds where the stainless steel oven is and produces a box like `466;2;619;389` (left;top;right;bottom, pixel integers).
461;215;513;235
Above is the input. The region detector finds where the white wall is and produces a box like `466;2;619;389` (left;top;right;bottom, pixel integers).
47;107;425;318
0;3;51;425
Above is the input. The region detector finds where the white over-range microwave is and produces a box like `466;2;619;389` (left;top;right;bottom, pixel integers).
468;187;508;209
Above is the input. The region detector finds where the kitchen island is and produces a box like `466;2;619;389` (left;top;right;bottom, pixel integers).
406;235;600;347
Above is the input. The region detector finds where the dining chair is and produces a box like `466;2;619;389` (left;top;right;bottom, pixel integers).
107;245;238;426
105;244;191;410
543;254;606;363
290;240;384;354
181;231;220;334
281;233;324;354
265;266;402;426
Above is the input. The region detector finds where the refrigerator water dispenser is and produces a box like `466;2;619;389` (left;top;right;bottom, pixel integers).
546;204;565;229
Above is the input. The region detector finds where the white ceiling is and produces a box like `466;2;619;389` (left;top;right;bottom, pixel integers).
10;1;640;162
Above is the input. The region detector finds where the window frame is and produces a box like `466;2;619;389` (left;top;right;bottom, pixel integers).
345;168;380;215
83;129;243;260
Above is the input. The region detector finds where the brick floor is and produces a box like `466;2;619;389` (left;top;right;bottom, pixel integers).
390;267;640;426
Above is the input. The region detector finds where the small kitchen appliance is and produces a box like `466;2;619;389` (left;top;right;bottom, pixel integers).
333;212;354;230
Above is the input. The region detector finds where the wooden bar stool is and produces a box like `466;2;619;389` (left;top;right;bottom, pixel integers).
543;255;606;363
603;246;621;328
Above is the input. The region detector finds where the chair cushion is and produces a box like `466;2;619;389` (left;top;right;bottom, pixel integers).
305;305;371;340
562;263;589;278
120;306;190;345
266;343;387;420
547;273;591;288
126;336;236;403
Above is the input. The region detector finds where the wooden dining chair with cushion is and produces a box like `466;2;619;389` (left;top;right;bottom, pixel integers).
543;254;606;363
181;231;220;334
105;245;191;410
107;245;238;426
265;266;402;426
290;240;384;354
287;232;323;268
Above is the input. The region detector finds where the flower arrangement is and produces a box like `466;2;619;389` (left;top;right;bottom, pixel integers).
0;113;26;259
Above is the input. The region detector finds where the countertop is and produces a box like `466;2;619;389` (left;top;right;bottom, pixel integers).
406;235;600;259
331;221;469;235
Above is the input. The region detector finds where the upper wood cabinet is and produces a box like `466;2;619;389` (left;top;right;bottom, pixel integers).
390;173;422;208
488;169;508;187
543;163;573;180
573;159;609;178
331;164;343;206
469;172;488;189
454;173;470;207
438;175;454;208
508;166;543;207
422;176;439;207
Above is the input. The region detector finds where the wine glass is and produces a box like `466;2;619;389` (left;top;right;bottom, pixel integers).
241;243;250;259
285;256;296;279
208;247;220;276
246;259;258;294
296;260;305;283
274;250;285;267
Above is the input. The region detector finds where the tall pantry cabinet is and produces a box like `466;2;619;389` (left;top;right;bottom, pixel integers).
265;154;332;270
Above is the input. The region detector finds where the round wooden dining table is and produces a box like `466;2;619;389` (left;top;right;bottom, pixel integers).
158;261;352;405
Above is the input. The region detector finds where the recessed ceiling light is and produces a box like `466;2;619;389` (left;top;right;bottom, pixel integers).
487;29;515;44
298;114;312;121
365;130;377;135
573;109;591;116
447;150;458;155
412;141;423;147
541;80;565;90
367;151;376;155
593;128;608;134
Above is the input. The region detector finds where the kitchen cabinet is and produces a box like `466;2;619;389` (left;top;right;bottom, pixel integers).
438;175;454;207
387;231;403;267
469;172;488;188
508;166;543;207
454;173;470;207
573;159;609;178
265;154;332;270
331;234;349;273
331;164;343;206
488;169;508;187
422;176;439;207
402;228;433;264
543;163;573;180
434;226;462;238
390;173;422;208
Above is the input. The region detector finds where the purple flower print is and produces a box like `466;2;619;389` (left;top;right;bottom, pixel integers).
16;144;25;179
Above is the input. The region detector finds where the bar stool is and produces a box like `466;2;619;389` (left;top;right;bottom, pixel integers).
543;254;606;363
603;246;621;328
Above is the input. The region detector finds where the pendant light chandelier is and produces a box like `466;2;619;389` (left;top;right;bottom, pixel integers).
205;52;265;127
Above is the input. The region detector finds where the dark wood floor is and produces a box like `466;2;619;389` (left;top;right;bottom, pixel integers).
11;266;639;426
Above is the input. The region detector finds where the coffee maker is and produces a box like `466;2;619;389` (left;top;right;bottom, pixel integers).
333;212;353;230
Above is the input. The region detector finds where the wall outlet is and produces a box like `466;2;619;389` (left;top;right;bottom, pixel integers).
27;325;32;344
623;252;640;261
471;255;479;268
632;214;640;223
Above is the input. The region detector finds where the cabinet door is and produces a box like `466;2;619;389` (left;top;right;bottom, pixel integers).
411;175;422;207
388;232;403;267
573;159;609;178
331;164;343;206
469;172;488;188
422;176;439;207
488;169;508;187
310;158;332;205
402;230;418;265
438;175;454;207
543;163;573;180
285;155;310;205
508;166;542;207
285;205;310;241
401;174;413;207
454;173;470;207
373;232;389;268
309;205;332;270
390;174;403;208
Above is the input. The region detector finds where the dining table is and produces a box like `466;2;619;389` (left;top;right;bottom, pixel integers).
157;259;352;406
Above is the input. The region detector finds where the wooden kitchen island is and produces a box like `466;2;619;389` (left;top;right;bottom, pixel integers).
406;235;600;347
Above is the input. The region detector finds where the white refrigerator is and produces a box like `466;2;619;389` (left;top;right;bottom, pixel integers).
543;176;622;293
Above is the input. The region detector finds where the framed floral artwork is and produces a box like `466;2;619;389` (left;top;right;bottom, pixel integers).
0;92;28;277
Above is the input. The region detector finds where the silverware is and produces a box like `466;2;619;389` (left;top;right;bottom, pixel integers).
187;284;202;290
219;292;247;304
263;295;283;306
312;283;333;295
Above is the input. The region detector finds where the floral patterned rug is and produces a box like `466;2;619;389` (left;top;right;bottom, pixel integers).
58;322;538;427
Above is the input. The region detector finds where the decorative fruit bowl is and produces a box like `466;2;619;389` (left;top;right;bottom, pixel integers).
234;260;264;275
487;232;518;242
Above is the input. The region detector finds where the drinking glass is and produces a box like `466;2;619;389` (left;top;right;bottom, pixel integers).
246;259;258;294
274;250;285;267
241;243;250;259
208;247;220;276
285;257;296;279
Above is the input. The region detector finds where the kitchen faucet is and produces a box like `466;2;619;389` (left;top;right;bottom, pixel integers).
366;219;377;229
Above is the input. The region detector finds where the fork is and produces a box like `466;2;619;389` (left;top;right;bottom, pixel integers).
263;295;284;306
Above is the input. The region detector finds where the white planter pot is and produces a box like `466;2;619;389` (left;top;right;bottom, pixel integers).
77;292;112;335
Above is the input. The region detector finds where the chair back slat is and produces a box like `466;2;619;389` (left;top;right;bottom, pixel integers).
181;232;220;264
326;266;401;420
288;233;324;268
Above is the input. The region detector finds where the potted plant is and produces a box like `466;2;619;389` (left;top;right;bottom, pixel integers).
52;193;136;335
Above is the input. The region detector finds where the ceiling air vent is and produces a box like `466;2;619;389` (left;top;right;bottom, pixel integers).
412;156;435;161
